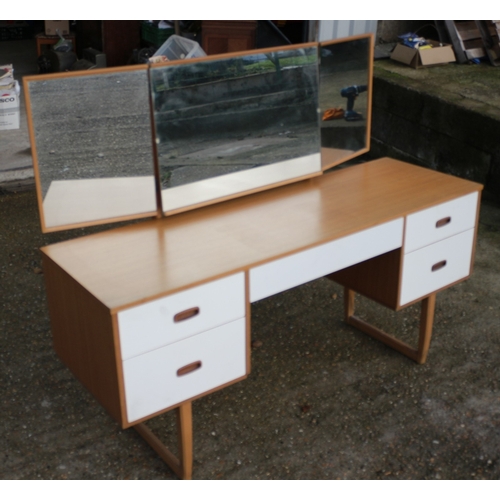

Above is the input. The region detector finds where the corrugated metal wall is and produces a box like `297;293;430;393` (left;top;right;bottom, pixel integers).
317;20;378;41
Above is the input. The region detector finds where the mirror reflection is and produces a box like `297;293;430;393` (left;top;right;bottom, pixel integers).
26;36;373;232
319;36;371;169
150;45;321;213
26;68;157;231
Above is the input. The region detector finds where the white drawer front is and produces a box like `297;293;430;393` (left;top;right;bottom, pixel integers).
250;218;403;302
405;192;478;253
400;228;475;306
123;318;246;423
117;273;245;360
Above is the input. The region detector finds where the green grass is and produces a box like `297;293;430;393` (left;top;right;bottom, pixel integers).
243;55;317;74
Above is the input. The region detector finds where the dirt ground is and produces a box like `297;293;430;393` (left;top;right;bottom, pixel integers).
1;187;499;480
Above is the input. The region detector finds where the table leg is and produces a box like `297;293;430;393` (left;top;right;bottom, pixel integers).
133;401;193;479
416;293;436;364
176;402;193;479
344;287;436;364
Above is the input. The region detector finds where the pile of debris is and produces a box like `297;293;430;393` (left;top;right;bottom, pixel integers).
387;21;500;70
439;21;500;66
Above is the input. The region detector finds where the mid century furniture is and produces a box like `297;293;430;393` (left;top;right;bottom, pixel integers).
25;35;483;479
39;158;482;479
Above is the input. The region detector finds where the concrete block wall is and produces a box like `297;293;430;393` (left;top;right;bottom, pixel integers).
369;72;500;197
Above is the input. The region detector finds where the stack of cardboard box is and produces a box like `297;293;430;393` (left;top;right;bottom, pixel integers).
0;64;21;130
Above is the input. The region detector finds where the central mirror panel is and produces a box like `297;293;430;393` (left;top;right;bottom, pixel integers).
319;34;373;170
25;67;157;232
150;43;321;215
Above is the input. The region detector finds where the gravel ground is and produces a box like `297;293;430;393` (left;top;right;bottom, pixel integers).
0;188;499;480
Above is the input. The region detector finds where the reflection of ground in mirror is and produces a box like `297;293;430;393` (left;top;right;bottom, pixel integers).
27;71;154;199
158;123;319;189
319;67;368;153
152;49;320;190
319;69;368;118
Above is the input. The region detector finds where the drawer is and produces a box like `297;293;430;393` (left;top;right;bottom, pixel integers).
404;192;478;253
122;318;247;423
117;273;245;360
250;218;403;302
399;228;475;306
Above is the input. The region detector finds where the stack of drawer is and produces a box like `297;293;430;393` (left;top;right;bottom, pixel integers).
399;192;479;306
117;273;247;423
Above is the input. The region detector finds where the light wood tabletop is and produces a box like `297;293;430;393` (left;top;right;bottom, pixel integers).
41;158;482;312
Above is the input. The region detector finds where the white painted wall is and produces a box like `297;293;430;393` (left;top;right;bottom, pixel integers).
317;20;378;41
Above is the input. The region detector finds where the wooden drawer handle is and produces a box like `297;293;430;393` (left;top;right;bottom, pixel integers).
436;216;451;228
177;361;202;377
173;307;200;323
431;260;447;272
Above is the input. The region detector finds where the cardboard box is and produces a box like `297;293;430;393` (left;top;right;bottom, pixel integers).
0;82;21;110
45;21;70;36
391;40;456;68
0;108;20;130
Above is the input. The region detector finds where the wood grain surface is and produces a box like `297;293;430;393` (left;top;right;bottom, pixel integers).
41;158;482;312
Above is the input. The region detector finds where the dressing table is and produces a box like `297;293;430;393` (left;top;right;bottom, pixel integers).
24;35;482;479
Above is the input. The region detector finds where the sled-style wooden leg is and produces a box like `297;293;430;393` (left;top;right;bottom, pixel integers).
344;287;436;365
134;401;193;479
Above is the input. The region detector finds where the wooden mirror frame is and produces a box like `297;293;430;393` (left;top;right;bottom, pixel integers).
149;42;322;216
24;65;159;233
319;33;374;172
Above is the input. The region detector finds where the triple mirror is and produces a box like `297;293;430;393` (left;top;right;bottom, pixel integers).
25;34;373;233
